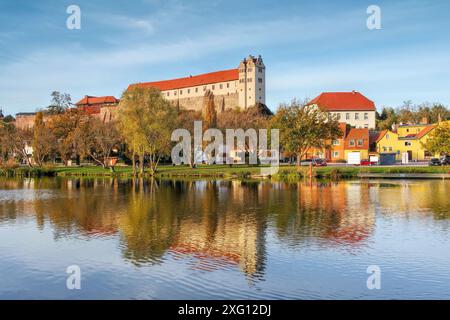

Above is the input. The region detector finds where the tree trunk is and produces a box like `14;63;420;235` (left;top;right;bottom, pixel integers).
132;150;136;177
139;153;144;176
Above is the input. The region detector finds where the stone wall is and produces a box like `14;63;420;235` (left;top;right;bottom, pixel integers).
173;93;239;113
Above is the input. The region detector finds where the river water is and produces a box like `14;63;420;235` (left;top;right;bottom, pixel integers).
0;177;449;299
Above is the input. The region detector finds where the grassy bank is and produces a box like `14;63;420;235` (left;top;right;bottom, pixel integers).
1;164;449;180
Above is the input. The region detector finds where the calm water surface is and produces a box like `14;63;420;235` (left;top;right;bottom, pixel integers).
0;177;449;299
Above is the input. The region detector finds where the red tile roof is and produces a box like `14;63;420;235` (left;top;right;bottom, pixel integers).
309;92;375;111
345;128;370;150
416;125;436;139
76;96;119;106
128;69;239;91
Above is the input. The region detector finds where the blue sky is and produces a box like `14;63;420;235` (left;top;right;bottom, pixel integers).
0;0;449;115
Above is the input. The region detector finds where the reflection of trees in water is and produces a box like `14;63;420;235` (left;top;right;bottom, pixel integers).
1;177;449;276
119;179;267;279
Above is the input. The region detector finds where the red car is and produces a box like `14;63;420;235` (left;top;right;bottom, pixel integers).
360;159;377;166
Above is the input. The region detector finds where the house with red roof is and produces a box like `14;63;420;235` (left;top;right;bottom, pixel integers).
128;55;266;112
75;95;120;123
308;91;376;129
375;122;446;161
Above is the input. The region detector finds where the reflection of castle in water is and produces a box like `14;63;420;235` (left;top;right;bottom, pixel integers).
2;177;448;280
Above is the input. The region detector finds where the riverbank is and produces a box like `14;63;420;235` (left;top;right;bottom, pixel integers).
1;164;449;180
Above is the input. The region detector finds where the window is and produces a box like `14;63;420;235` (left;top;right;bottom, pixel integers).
220;84;223;89
386;134;389;139
258;67;262;72
383;147;387;152
357;139;363;146
346;113;350;120
333;151;339;158
187;89;190;94
389;147;393;151
247;68;253;72
167;92;170;97
405;141;412;146
349;140;355;146
180;90;183;95
364;113;368;120
355;113;359;120
174;91;177;96
336;113;341;120
203;86;206;91
195;88;198;93
258;78;263;83
247;78;252;82
332;139;340;146
406;129;409;132
212;85;215;90
227;83;230;88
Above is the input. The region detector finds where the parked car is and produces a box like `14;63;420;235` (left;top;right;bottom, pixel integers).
313;158;327;167
300;158;327;167
360;159;378;166
440;155;450;165
428;158;441;166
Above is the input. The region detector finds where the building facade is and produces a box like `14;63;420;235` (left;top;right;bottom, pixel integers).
75;95;120;123
128;55;266;112
376;122;444;161
308;91;376;129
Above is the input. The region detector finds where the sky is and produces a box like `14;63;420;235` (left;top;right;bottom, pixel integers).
0;0;449;115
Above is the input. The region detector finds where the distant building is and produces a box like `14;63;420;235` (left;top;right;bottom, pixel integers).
306;124;376;163
375;121;446;161
15;112;38;130
75;95;120;123
128;55;266;112
308;91;376;129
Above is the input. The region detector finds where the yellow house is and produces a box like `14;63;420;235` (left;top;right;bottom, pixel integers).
376;124;438;161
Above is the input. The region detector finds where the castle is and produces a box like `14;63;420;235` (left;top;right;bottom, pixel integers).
128;55;266;112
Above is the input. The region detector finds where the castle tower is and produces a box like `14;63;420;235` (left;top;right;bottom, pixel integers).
238;55;266;109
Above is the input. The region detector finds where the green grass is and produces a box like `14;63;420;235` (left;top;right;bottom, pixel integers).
1;164;449;179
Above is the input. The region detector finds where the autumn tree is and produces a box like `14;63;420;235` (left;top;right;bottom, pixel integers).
271;99;343;166
421;121;450;156
47;108;88;165
202;90;217;129
175;109;202;167
118;86;177;176
32;112;56;166
11;127;34;167
73;118;121;169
